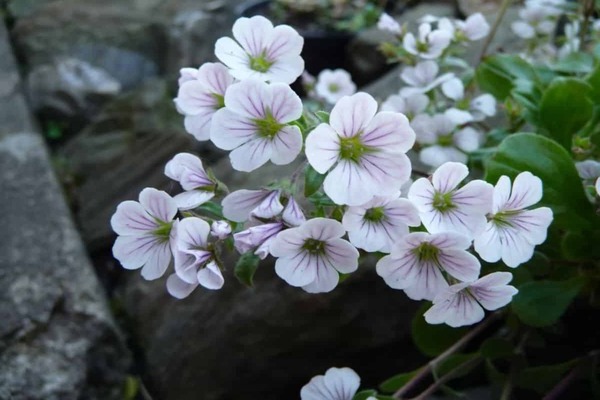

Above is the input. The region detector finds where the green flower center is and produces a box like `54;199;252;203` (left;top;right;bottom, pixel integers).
152;220;173;241
328;83;340;93
413;242;440;263
249;52;274;73
254;110;284;139
490;210;520;227
416;41;429;52
432;191;455;212
339;135;372;163
364;206;386;222
437;133;454;146
212;93;225;110
303;238;326;254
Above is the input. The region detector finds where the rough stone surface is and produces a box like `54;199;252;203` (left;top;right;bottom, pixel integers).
0;20;130;400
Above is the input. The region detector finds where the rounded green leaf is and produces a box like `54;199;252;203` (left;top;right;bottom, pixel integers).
234;252;260;287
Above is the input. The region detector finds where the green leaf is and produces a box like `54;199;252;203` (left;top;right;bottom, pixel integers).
412;303;468;357
561;230;600;261
122;376;140;400
511;277;584;327
476;55;538;100
586;63;600;104
552;52;594;74
304;164;326;197
539;77;593;150
315;110;330;124
480;338;514;360
197;201;224;219
234;252;260;287
379;369;419;393
515;360;578;393
485;133;598;231
353;390;377;400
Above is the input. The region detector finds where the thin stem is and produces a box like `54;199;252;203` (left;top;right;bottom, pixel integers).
478;0;512;64
408;356;483;400
393;312;502;399
500;330;530;400
579;0;594;48
542;365;581;400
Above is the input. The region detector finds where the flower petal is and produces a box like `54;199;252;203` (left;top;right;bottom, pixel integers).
269;82;303;122
329;92;378;138
111;201;157;235
505;171;543;210
305;123;340;174
270;125;302;165
229;137;272;172
197;261;225;290
432;162;469;193
166;274;198;299
139;188;178;222
275;251;317;287
325;238;359;273
302;258;339;293
173;191;215;211
361;111;415;153
222;189;270;222
140;241;172;280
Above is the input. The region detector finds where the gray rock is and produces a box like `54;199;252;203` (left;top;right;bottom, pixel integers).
0;132;131;400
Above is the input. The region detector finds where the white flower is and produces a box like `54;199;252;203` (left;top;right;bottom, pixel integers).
376;231;481;301
411;114;482;168
164;153;216;210
381;92;429;120
210;79;303;172
441;78;496;124
175;63;234;141
403;22;452;59
234;222;284;259
111;188;177;280
305;93;415;206
342;195;420;253
424;272;518;327
474;172;553;268
172;217;224;291
576;160;600;180
408;162;493;238
222;189;283;222
456;13;490;41
211;220;231;239
377;12;401;34
400;60;454;95
270;218;359;293
558;20;580;58
315;69;357;104
511;4;557;39
301;367;360;400
215;15;304;84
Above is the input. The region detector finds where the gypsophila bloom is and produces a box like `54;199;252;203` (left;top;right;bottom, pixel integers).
408;162;493;238
172;217;224;293
111;188;177;280
164;153;215;210
174;63;233;141
211;220;231;239
377;231;480;301
342;195;420;253
377;13;401;34
301;367;360;400
315;69;357;104
222;189;283;222
210;79;303;172
424;272;518;327
305;93;415;206
474;172;553;268
215;15;304;84
270;218;359;293
403;22;452;59
400;61;454;96
381;92;429;120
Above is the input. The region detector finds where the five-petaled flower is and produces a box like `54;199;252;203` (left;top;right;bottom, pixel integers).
270;218;359;293
403;22;452;59
305;92;415;206
111;188;177;280
315;68;357;104
474;171;553;268
215;15;304;84
211;79;303;172
424;272;518;327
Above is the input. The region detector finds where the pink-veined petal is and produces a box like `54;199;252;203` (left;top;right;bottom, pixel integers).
269;82;303;122
505;171;543;210
229;137;272;172
432;162;469;193
232;15;273;56
166;273;198;299
222;189;270;222
197;261;225;290
305;123;340;174
140;241;172;280
214;37;249;72
275;251;318;287
270;125;302;165
111;201;157;235
325;238;359;273
329;93;378;138
361;111;415;153
224;79;270;119
302;258;340;293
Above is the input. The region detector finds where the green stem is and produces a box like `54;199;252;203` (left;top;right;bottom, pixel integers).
478;0;513;64
579;0;595;48
409;356;483;400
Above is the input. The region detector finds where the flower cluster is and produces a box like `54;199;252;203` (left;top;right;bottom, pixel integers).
111;15;554;330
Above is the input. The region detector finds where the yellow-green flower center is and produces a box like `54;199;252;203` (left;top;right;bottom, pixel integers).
413;241;440;263
437;133;453;146
364;206;386;222
152;220;173;241
254;110;284;139
432;191;455;212
328;83;340;93
339;135;372;163
249;52;274;73
212;93;225;110
490;210;519;227
416;41;429;52
303;238;326;254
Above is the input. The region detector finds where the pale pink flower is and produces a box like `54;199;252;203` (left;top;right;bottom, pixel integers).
315;69;357;104
111;188;177;280
221;189;283;222
301;367;361;400
215;16;304;84
376;231;480;301
342;195;420;253
377;13;401;34
270;218;359;293
164;152;215;210
424;272;518;327
408;162;493;238
174;63;233;141
305;93;415;206
474;172;553;268
456;13;490;41
210;79;303;172
381;92;429;120
400;61;454;95
403;23;452;59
